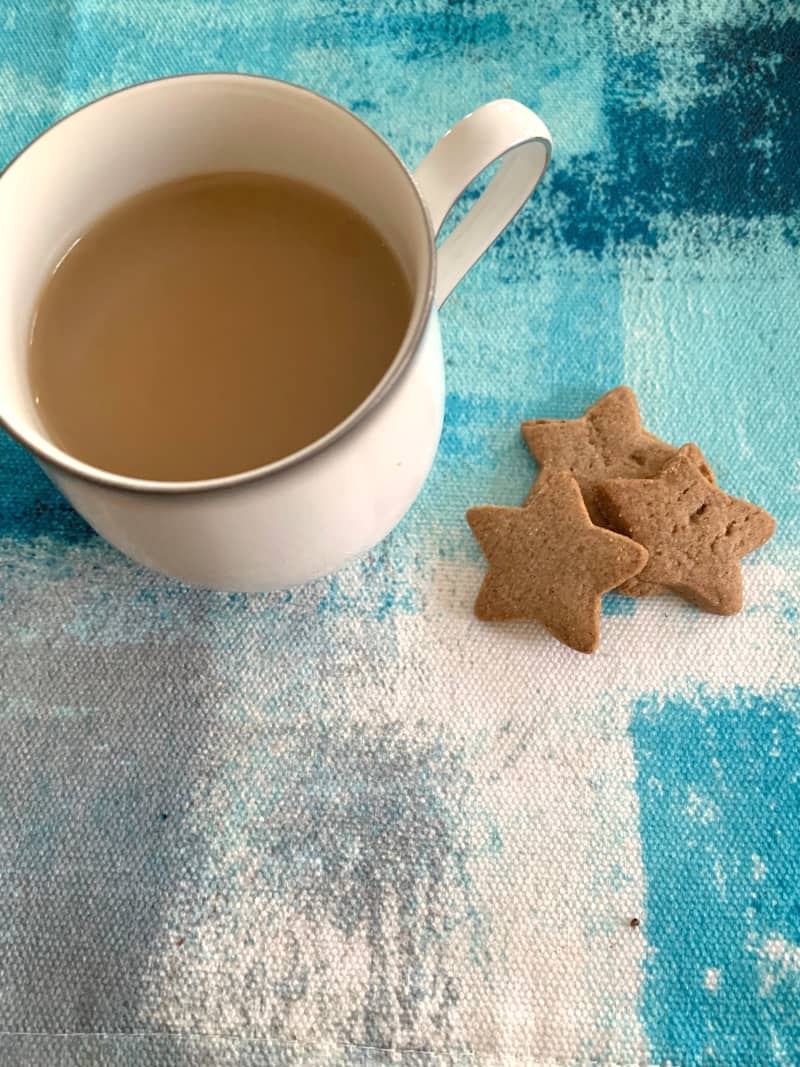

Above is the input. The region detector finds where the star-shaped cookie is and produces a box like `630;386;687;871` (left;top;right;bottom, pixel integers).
521;386;714;524
466;471;648;653
597;449;776;615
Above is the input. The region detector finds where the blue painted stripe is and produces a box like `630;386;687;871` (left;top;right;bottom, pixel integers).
631;685;800;1065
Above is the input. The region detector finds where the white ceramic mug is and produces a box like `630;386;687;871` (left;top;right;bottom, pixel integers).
0;74;551;590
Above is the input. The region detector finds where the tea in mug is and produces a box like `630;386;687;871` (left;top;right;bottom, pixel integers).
28;172;412;480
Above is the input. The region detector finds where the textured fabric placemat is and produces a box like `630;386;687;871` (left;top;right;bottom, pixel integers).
1;2;798;1065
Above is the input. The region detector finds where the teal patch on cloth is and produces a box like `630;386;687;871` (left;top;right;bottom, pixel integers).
631;685;800;1066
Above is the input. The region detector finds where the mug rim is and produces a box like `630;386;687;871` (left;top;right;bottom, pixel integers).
0;72;437;496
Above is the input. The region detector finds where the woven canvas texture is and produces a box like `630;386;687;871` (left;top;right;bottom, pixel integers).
1;2;799;1064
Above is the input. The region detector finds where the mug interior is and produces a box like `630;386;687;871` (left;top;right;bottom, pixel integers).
0;74;434;490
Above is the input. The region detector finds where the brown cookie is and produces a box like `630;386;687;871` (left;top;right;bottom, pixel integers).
597;449;776;615
466;471;648;653
522;388;715;597
521;387;678;524
613;443;716;597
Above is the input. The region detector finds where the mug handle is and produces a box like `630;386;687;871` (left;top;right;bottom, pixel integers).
414;100;552;307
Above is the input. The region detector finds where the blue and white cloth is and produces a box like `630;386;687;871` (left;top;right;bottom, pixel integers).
1;2;798;1064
